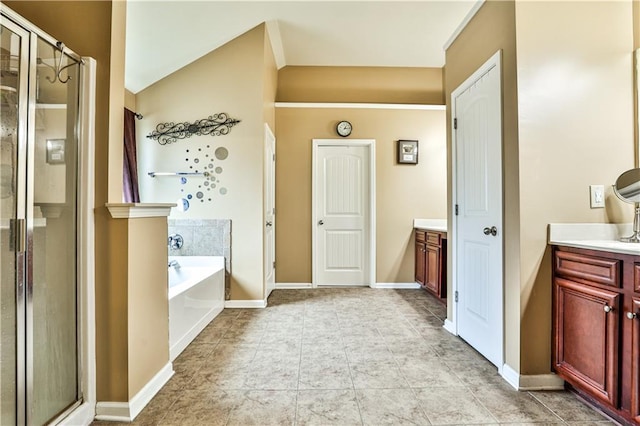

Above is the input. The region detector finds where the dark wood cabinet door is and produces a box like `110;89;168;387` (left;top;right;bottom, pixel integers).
415;241;426;286
553;277;620;406
630;297;640;422
425;244;440;294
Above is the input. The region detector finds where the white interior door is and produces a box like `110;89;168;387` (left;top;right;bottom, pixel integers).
313;141;372;286
453;52;503;368
264;124;276;298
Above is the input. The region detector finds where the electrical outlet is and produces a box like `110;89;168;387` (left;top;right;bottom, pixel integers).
590;185;605;208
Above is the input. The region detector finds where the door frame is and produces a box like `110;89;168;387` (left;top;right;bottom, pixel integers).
311;139;376;288
263;123;276;300
450;50;504;372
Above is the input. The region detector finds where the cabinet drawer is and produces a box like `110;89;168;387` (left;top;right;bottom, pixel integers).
555;251;621;288
415;230;426;243
426;232;441;246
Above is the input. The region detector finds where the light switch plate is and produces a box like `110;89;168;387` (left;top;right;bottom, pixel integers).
590;185;605;208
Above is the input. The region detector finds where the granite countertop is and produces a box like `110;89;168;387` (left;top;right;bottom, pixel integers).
548;223;640;256
414;219;447;233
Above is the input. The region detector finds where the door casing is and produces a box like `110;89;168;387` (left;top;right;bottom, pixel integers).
311;139;376;287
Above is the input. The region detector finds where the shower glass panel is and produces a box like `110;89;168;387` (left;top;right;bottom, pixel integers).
0;21;24;426
29;37;80;425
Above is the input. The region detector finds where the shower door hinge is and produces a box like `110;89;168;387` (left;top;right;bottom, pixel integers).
455;291;459;303
272;261;276;269
454;118;458;130
455;204;459;216
10;219;26;253
273;153;276;162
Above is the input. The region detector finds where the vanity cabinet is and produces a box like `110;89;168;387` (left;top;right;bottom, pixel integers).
415;229;447;302
552;245;640;425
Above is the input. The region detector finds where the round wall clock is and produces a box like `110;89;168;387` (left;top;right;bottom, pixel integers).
336;120;352;137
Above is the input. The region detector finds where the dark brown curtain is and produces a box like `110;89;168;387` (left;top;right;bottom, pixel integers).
123;108;140;202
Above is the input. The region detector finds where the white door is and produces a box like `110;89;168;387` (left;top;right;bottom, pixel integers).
264;124;276;298
313;142;372;286
453;52;503;368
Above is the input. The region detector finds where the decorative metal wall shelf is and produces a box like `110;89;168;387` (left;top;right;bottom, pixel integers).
147;113;241;145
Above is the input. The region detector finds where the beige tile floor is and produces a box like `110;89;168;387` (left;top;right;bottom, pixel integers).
93;288;617;425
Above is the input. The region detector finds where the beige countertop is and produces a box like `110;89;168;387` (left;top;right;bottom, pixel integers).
413;219;447;233
548;223;639;256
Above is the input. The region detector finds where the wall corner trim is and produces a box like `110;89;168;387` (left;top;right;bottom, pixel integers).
501;364;565;391
370;282;421;289
106;203;176;219
95;362;174;422
225;299;268;309
443;0;486;51
443;319;456;335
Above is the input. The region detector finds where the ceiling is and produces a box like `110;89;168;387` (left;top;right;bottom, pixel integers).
125;1;480;94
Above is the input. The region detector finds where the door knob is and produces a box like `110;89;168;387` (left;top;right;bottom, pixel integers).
318;220;324;226
266;221;273;227
627;312;637;320
483;226;498;236
604;305;612;313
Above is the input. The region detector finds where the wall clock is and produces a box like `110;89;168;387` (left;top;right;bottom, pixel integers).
336;120;352;137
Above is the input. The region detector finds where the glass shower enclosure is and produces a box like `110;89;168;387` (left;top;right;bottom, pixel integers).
1;10;82;426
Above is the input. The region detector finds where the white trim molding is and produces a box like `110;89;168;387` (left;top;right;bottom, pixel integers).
106;203;176;219
501;364;565;391
276;102;445;111
225;299;268;309
370;282;421;289
443;319;457;335
275;282;313;289
443;0;485;50
95;362;174;422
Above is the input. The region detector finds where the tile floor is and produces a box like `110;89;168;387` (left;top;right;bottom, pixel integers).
93;288;616;425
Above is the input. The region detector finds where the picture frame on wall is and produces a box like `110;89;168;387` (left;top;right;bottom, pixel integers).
397;140;418;164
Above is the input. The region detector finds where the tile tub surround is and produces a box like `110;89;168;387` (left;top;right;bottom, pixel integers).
91;288;614;426
168;219;231;272
548;222;639;255
413;218;447;232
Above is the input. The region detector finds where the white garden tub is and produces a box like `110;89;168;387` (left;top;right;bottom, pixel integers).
168;256;225;360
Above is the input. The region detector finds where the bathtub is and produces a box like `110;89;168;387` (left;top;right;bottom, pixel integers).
168;256;225;361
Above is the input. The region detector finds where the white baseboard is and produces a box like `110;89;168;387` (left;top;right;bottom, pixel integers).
501;363;565;391
225;299;267;308
58;401;95;426
275;282;313;289
370;282;421;289
95;362;174;422
170;305;223;361
443;319;456;335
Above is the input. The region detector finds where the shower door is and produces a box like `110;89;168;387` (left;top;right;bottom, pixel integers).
1;13;82;426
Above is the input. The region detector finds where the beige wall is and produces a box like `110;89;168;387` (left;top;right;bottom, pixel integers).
127;217;169;396
275;107;446;283
445;0;521;371
125;89;136;112
515;0;634;375
136;24;276;301
277;66;444;104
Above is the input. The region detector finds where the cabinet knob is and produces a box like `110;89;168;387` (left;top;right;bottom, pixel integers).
627;312;637;320
603;305;612;313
